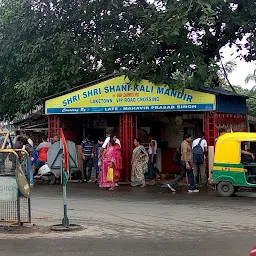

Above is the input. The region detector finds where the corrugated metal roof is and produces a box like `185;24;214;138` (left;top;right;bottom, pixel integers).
11;113;45;126
199;87;248;98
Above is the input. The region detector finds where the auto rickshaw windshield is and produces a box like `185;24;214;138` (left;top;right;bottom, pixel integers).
215;132;256;165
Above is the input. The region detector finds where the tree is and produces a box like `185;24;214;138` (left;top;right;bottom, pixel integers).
219;60;237;92
1;0;256;117
0;0;154;117
220;61;237;75
245;69;256;90
235;87;256;117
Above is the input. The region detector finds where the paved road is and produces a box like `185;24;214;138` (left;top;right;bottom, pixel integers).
1;184;256;256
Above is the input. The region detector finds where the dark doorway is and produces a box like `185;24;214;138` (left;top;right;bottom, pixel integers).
85;128;106;142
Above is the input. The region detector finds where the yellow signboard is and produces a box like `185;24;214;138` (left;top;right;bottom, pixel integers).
45;76;215;114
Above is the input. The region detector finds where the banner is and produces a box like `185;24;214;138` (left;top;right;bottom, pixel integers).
45;76;216;114
60;129;69;186
60;129;69;173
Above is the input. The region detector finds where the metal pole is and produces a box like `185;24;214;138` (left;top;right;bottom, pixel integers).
15;156;21;227
62;183;69;227
27;155;32;223
28;197;32;223
61;153;69;227
60;151;63;185
246;114;250;132
47;116;51;141
17;190;21;227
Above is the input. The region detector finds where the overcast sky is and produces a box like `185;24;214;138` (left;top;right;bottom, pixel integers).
221;44;256;90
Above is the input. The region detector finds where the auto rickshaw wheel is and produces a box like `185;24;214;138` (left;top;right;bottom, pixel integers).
217;181;235;197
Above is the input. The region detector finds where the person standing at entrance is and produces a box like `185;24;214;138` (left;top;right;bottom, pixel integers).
131;138;149;187
93;138;104;184
148;134;159;180
167;134;199;193
99;135;122;190
81;135;94;182
192;132;208;185
102;133;121;149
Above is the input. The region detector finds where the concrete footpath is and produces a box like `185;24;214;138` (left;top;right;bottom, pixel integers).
1;183;256;255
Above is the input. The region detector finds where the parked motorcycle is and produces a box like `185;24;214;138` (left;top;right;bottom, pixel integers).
34;164;61;185
34;140;79;185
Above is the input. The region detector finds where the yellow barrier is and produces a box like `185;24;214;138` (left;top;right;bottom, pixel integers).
0;133;31;227
0;131;11;150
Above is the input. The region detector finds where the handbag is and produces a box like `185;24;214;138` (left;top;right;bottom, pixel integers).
106;167;114;182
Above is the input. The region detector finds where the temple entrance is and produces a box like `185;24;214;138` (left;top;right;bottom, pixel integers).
48;112;205;182
119;112;204;181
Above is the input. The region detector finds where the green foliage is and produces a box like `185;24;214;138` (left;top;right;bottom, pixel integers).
247;97;256;117
220;61;237;75
245;69;256;92
0;0;256;117
235;86;256;117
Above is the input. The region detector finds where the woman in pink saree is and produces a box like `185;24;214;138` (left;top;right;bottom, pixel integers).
99;136;122;190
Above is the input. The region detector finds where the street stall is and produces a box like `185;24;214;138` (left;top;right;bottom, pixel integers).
11;106;47;146
44;75;248;181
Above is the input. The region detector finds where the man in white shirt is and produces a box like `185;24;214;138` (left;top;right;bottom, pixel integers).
102;133;121;149
26;133;34;147
192;132;208;185
13;130;21;145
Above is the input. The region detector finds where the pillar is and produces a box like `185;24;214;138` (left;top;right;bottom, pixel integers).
203;111;217;146
119;113;137;182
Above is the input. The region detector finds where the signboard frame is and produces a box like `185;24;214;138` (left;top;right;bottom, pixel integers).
45;76;216;115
